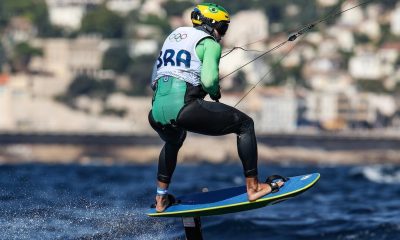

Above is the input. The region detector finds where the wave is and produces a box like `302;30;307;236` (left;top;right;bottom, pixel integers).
353;165;400;184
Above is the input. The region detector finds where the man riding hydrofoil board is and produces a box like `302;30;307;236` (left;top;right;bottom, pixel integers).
148;3;284;212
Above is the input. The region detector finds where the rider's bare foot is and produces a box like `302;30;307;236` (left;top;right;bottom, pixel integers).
246;177;284;202
155;194;170;213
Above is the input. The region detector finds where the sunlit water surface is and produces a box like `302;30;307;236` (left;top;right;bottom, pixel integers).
1;163;399;240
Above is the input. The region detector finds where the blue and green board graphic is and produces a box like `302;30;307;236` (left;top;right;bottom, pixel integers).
148;173;320;217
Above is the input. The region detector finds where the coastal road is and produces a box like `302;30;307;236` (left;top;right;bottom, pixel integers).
1;131;399;150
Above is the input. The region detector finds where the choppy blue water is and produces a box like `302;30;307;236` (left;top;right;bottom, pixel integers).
0;162;399;240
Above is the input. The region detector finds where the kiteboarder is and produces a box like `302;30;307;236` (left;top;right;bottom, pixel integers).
148;3;284;212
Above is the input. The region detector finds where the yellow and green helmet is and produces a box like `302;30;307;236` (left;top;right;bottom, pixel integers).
191;3;230;36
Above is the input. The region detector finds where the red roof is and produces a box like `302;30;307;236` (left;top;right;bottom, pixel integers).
0;74;9;85
381;42;400;51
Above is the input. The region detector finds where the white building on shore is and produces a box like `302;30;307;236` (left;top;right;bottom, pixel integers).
29;35;109;94
391;4;400;36
106;0;141;15
46;0;106;30
0;72;146;133
317;0;339;7
47;4;85;30
349;53;384;80
306;92;338;124
253;88;297;133
339;1;364;27
224;10;269;47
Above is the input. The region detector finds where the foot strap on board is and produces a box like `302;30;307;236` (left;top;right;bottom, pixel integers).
265;175;289;193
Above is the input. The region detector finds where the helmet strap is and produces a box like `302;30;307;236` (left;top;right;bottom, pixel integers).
194;25;221;42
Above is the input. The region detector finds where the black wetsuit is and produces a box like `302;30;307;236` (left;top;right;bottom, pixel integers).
149;84;258;184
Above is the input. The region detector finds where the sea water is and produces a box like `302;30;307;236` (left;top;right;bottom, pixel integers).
0;163;399;240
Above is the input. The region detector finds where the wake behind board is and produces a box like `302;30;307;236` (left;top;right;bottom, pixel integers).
148;173;320;218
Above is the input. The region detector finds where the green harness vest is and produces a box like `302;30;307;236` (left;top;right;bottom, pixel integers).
151;76;187;125
151;37;221;125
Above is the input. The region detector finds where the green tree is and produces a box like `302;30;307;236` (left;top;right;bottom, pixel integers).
67;74;116;99
394;83;400;96
0;43;6;71
0;0;59;37
163;0;193;17
213;0;256;14
380;0;397;8
80;5;125;38
267;60;287;86
56;74;116;108
357;80;387;93
67;75;97;97
102;107;127;117
139;14;171;36
228;70;247;92
354;33;372;45
127;54;155;96
102;45;132;74
124;10;140;38
12;42;42;72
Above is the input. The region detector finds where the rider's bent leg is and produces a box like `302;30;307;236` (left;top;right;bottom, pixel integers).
176;99;258;177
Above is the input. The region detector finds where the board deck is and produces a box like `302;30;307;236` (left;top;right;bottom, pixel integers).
147;173;320;217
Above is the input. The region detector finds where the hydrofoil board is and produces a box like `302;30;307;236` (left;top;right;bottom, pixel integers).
147;173;320;218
